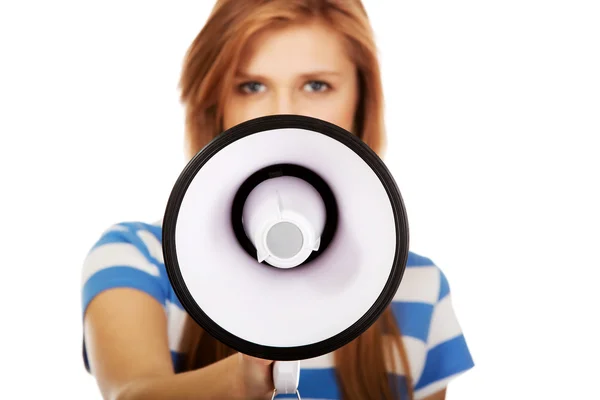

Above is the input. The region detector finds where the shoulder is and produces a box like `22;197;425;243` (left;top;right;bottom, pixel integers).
90;220;163;251
388;252;445;345
394;252;474;397
85;220;164;267
394;251;449;307
81;219;169;315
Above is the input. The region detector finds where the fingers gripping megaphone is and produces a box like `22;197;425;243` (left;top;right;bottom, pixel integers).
162;114;409;398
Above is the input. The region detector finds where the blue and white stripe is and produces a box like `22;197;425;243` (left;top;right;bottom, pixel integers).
81;221;474;399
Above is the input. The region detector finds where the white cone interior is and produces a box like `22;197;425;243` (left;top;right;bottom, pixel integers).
175;127;397;348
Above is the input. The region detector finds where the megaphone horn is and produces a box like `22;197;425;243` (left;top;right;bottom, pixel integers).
162;114;409;398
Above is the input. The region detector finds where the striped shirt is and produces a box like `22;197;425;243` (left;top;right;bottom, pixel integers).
81;221;474;399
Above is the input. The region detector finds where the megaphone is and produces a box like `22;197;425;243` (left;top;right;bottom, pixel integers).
162;114;409;399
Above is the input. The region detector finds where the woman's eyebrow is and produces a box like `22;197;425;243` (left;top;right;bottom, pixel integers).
234;71;267;81
298;71;342;79
234;70;342;80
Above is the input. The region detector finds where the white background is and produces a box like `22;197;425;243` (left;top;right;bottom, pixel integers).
1;0;598;399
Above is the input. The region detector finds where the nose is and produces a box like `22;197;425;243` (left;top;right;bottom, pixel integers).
271;91;295;115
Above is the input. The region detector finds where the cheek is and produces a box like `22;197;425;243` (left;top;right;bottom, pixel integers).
335;102;358;133
302;96;357;133
223;98;254;131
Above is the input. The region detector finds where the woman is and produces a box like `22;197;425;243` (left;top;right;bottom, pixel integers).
81;1;474;399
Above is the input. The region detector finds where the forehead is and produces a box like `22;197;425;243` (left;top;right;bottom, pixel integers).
237;21;354;76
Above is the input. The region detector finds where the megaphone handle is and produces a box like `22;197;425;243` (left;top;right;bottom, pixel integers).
271;360;301;399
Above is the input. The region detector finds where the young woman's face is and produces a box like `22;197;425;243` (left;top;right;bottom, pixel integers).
222;21;360;133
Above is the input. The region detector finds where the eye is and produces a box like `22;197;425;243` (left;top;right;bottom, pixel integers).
238;81;266;94
303;80;330;92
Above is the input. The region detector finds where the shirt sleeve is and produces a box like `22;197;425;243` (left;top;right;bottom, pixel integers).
80;222;169;372
413;267;474;399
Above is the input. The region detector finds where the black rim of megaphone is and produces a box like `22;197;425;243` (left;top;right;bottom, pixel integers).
162;114;410;361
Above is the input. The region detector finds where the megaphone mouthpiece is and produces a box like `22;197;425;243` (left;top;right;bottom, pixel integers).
242;175;326;269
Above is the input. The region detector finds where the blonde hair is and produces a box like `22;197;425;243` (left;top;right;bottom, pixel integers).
178;1;412;399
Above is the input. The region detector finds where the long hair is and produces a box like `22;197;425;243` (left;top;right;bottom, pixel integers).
178;1;413;399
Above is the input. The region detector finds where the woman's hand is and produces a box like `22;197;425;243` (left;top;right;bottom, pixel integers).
235;353;275;399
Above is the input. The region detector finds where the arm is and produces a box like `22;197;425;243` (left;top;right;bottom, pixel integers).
81;223;258;400
84;287;245;400
423;389;446;400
